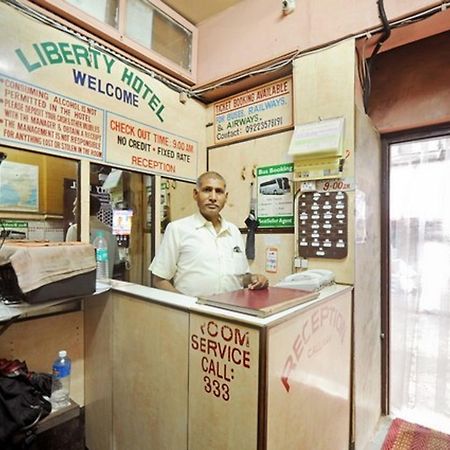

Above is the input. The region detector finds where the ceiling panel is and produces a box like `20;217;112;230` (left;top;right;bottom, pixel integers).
161;0;244;25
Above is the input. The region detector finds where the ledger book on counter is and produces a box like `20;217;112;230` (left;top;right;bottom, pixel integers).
196;287;319;318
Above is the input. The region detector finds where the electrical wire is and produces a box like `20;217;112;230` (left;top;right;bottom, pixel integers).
191;1;450;99
191;51;300;96
360;0;391;113
370;0;392;59
358;0;450;112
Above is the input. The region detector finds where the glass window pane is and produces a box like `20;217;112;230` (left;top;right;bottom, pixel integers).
152;9;192;71
125;0;153;48
389;136;450;433
125;0;192;71
89;163;153;286
65;0;119;28
0;148;80;304
159;177;196;235
0;148;78;243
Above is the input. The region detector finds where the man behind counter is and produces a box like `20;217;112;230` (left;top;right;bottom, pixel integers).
150;171;268;297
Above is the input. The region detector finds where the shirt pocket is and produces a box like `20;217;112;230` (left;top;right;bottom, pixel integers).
230;250;248;275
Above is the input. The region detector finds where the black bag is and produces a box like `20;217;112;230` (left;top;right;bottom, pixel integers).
0;360;52;449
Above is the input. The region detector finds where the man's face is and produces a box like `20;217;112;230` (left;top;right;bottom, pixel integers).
193;176;228;222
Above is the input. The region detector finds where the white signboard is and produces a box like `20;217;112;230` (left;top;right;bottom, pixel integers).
0;3;201;181
257;163;294;228
1;78;104;160
106;113;197;179
213;77;293;145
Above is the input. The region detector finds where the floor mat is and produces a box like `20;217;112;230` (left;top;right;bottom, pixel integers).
382;418;450;449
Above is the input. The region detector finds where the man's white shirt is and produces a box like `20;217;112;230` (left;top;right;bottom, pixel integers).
150;213;249;297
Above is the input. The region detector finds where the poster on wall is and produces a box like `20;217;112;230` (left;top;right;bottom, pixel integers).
213;76;293;146
0;220;28;239
256;163;294;228
0;161;39;211
0;2;200;182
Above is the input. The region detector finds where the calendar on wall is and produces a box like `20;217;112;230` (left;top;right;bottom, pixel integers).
297;191;348;259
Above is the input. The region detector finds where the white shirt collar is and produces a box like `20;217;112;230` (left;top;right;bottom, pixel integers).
193;212;231;234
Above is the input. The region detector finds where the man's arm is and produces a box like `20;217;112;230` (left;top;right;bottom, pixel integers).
151;273;180;294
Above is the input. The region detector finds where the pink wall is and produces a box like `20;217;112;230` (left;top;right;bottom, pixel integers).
196;0;441;85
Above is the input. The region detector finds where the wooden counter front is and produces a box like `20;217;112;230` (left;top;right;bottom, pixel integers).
266;290;351;450
84;291;189;450
83;283;352;450
188;314;260;450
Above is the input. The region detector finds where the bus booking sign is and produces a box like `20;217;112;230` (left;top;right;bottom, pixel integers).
257;163;294;228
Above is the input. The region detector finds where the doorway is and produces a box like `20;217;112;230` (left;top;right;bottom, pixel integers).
385;132;450;433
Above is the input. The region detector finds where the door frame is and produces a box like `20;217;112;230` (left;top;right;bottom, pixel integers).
380;123;450;415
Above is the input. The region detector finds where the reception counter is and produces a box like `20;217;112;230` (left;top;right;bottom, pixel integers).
84;281;353;450
0;281;352;450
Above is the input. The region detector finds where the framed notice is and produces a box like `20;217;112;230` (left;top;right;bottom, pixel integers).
257;163;294;228
213;76;293;145
265;247;278;273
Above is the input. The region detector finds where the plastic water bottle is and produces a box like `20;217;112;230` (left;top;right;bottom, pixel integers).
50;350;71;411
93;230;109;283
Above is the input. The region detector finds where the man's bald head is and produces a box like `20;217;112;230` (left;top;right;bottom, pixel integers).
196;171;226;189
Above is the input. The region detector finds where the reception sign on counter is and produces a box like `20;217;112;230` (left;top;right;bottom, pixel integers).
213;76;293;145
266;292;351;450
0;3;202;181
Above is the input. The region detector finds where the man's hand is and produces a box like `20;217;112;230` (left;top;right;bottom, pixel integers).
246;274;269;290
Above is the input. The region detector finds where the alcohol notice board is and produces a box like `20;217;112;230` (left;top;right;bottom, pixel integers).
0;3;202;182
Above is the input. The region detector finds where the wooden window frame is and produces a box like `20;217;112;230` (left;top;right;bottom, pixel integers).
31;0;198;84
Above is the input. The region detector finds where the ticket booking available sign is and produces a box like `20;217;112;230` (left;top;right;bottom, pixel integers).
213;76;293;145
0;3;200;181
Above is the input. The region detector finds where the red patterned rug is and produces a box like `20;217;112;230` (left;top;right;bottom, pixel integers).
382;418;450;449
